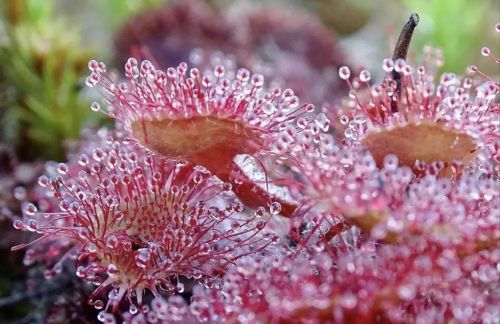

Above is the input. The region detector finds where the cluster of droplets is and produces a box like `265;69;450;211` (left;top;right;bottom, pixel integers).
13;133;277;315
86;58;313;138
118;295;192;323
254;111;499;321
177;230;499;323
368;167;499;246
299;148;412;214
342;152;497;249
336;49;499;169
287;139;498;243
327;238;499;323
10;129;124;278
173;250;337;323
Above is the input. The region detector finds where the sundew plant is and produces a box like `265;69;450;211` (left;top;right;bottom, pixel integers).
2;1;499;323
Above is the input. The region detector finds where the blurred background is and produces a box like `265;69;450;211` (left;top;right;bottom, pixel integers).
0;0;498;322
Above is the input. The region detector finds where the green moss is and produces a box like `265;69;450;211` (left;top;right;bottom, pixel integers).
0;0;103;161
404;0;492;73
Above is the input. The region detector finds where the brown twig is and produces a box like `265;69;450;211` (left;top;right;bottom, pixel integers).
391;13;419;113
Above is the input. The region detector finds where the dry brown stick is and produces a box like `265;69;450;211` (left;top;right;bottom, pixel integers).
391;13;419;113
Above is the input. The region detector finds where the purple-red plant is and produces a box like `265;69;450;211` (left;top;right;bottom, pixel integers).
9;11;500;324
162;149;499;322
12;132;275;317
182;237;499;323
335;17;499;177
85;57;325;218
86;59;313;181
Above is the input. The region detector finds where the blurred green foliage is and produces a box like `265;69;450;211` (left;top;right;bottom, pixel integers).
404;0;491;73
0;0;100;161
